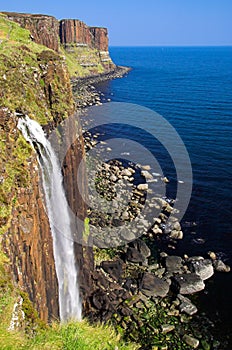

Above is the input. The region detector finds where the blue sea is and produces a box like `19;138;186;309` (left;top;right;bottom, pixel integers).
95;47;232;346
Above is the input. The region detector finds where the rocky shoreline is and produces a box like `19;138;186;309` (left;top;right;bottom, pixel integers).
73;71;231;349
72;66;131;108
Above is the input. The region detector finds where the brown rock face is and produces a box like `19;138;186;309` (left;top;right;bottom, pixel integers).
89;27;108;51
3;12;60;52
59;19;92;47
59;19;109;51
0;111;59;322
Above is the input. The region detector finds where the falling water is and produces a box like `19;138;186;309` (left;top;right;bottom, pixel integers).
18;116;82;321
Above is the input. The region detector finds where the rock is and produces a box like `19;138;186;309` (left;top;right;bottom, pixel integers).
188;258;214;280
101;260;123;281
129;239;151;259
208;251;217;260
141;165;151;170
140;272;170;298
125;247;145;263
141;170;153;179
178;294;198;315
162;177;169;183
161;324;175;334
137;183;148;191
213;260;231;272
121;168;133;177
169;230;184;240
183;335;199;348
173;221;181;231
165;256;183;274
119;228;136;242
172;273;205;294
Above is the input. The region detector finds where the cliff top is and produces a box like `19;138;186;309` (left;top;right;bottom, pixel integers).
2;11;55;19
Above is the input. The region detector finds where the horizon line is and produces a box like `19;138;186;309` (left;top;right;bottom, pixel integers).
109;45;232;48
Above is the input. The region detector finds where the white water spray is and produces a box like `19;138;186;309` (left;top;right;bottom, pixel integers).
18;116;82;321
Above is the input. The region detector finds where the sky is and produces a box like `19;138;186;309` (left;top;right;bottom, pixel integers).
0;0;231;46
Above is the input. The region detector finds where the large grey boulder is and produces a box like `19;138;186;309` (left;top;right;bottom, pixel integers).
172;273;205;294
140;272;170;298
188;257;214;280
165;256;183;274
178;294;198;315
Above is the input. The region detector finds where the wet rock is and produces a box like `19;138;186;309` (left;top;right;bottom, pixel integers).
141;170;153;179
101;260;123;281
213;260;231;273
207;251;217;260
188;258;214;280
183;334;199;348
137;183;148;191
172;273;205;294
125;247;145;263
161;324;175;334
178;294;198;315
140;272;170;297
129;239;151;259
165;256;183;274
169;230;184;240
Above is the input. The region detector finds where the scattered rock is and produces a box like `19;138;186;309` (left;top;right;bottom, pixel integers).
188;258;214;280
213;260;231;273
101;260;123;281
125;247;145;264
137;183;148;191
183;334;199;348
165;256;183;274
178;294;198;315
207;251;217;260
129;239;151;259
140;272;170;298
161;324;175;334
172;273;205;294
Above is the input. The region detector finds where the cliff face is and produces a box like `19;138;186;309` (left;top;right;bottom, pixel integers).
3;12;116;76
2;12;59;52
89;27;108;52
59;20;109;52
0;15;93;322
0;111;59;321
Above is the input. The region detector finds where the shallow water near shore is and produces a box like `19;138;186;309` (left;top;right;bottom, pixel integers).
92;46;232;347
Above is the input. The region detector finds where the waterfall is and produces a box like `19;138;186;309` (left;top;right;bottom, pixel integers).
18;116;82;322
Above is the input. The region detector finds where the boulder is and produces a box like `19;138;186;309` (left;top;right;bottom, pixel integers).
178;294;198;315
129;239;151;259
101;260;123;281
183;335;199;349
137;183;148;191
125;247;145;263
165;256;183;274
140;272;170;298
188;258;214;280
213;260;231;273
172;273;205;294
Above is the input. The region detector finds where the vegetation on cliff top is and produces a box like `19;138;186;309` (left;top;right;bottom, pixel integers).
0;13;74;125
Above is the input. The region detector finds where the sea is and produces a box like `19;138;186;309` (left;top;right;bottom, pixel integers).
94;46;232;347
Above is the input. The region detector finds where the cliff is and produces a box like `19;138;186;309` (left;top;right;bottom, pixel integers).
59;20;109;52
2;12;60;52
0;13;93;322
3;12;116;77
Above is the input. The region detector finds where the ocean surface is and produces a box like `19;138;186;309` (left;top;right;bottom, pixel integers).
95;47;232;347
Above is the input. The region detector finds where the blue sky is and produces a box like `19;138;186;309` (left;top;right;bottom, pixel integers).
0;0;231;46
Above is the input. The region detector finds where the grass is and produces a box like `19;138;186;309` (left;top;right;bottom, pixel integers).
0;14;74;231
0;249;138;350
61;46;106;77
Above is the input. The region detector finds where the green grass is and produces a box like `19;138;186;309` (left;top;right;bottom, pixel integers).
61;46;106;77
0;250;138;350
